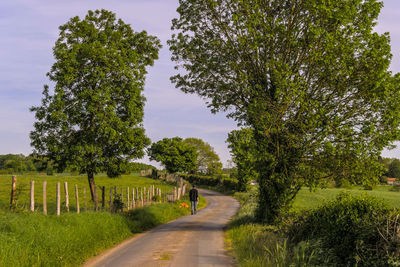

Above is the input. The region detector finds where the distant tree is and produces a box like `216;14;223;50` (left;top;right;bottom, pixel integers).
169;0;400;222
0;154;36;173
148;137;197;173
388;159;400;178
227;128;257;191
183;138;222;175
30;9;161;200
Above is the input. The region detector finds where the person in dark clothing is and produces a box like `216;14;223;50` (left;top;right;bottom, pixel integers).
189;185;198;215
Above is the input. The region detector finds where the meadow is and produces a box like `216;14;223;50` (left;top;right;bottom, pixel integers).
0;173;207;266
293;185;400;210
0;173;174;214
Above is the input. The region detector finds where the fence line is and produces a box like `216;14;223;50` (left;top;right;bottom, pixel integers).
7;176;188;215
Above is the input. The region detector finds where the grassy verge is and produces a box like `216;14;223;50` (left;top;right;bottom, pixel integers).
226;186;400;266
0;188;206;266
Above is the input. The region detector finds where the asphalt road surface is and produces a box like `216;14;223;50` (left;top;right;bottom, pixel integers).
83;189;240;267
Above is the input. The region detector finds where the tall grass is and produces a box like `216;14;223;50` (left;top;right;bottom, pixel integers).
0;212;132;267
226;186;400;266
0;174;206;267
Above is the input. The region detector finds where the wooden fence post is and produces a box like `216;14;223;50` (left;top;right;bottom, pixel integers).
132;188;135;209
43;181;47;215
64;182;69;212
56;182;61;216
174;187;177;201
141;188;143;207
94;186;98;211
109;187;113;211
30;180;35;211
10;175;17;211
101;186;105;210
127;187;130;210
75;184;80;214
177;187;181;200
83;186;87;212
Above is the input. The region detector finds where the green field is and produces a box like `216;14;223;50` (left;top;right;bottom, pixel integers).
0;173;175;214
293;185;400;210
0;173;207;266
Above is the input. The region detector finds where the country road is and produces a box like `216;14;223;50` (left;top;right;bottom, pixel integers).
83;189;240;267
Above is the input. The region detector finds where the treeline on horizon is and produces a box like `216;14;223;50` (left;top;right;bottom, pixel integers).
0;154;156;175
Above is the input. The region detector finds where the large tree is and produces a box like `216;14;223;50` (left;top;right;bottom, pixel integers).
30;9;161;200
148;137;198;173
169;0;400;222
183;137;223;175
227;128;257;191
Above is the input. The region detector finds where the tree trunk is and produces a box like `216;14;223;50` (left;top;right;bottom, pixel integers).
87;172;96;201
253;130;302;224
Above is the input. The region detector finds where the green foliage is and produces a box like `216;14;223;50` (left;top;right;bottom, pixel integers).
148;137;197;173
30;9;161;197
183;138;223;175
289;193;399;266
388;159;400;178
227;188;324;267
0;154;37;173
111;194;124;213
180;173;238;193
227;187;400;267
227;128;257;191
151;195;161;202
170;0;400;223
127;162;156;173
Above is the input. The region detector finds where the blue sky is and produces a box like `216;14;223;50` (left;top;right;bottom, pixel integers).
0;0;399;167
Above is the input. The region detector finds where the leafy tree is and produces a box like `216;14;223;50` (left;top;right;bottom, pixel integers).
388;159;400;178
169;0;400;222
227;128;257;191
148;137;197;173
0;154;36;173
183;137;222;175
30;9;161;200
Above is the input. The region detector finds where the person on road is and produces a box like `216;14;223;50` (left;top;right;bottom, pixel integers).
189;185;198;215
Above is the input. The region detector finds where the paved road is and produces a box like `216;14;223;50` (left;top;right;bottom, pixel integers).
83;189;240;267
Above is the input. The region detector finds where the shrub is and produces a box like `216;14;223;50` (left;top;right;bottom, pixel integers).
289;193;399;266
390;185;400;192
152;195;161;202
112;194;124;213
180;174;238;191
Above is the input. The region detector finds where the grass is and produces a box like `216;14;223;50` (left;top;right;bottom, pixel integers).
226;185;400;266
0;173;174;214
293;185;400;210
159;252;171;260
0;173;207;267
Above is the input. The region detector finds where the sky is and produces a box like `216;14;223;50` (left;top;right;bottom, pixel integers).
0;0;399;167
